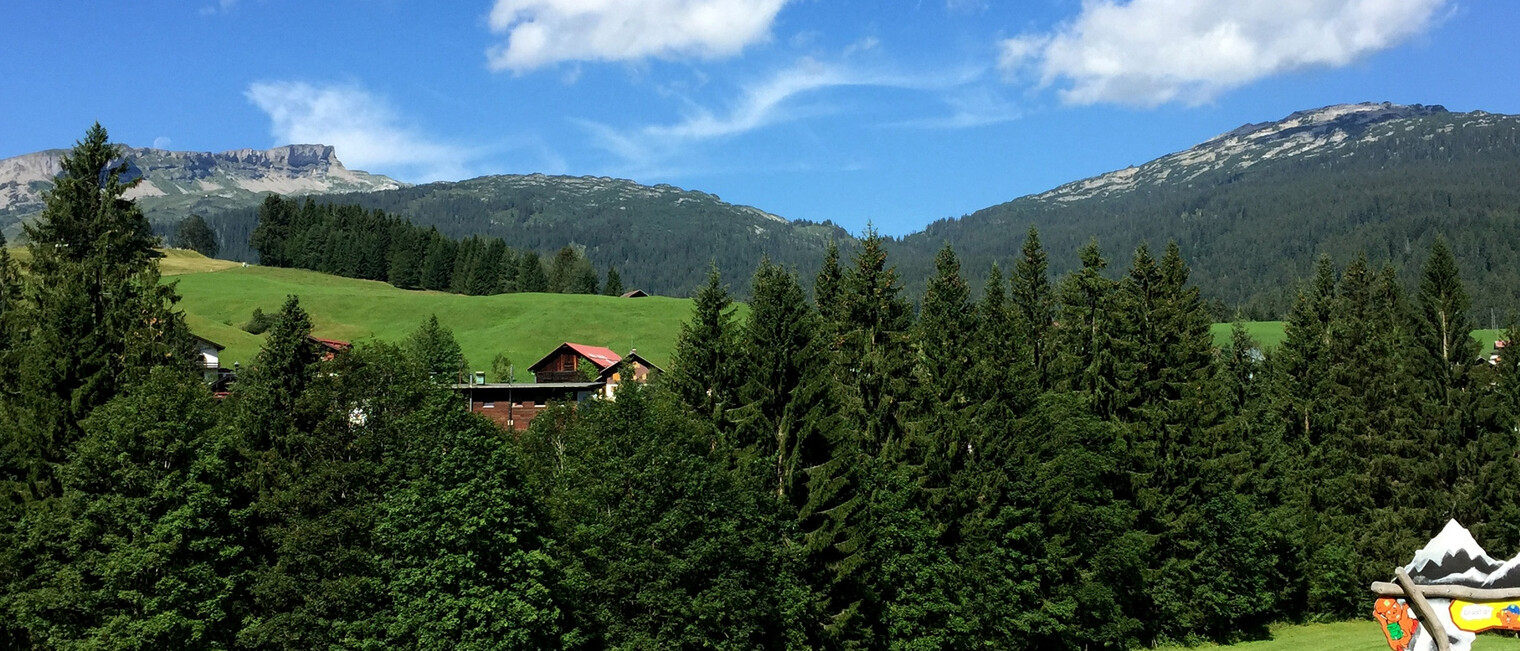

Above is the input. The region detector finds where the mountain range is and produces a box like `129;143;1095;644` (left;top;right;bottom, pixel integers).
0;144;401;238
3;101;1519;313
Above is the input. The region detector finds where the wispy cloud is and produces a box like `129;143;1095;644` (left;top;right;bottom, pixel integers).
999;0;1452;106
577;58;1002;176
487;0;791;73
199;0;239;16
245;81;470;182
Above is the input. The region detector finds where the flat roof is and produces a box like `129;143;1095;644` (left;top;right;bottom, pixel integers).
449;382;604;390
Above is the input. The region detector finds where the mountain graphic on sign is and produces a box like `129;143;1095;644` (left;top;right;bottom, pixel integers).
1405;520;1505;588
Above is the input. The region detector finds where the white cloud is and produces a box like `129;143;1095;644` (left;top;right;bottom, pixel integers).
245;81;468;182
199;0;239;16
999;0;1450;106
486;0;791;72
578;59;996;176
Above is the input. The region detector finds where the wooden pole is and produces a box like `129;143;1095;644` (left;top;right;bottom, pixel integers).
1395;567;1453;651
1371;581;1520;601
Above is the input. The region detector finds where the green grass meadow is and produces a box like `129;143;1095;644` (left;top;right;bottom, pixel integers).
1211;321;1506;355
1156;619;1520;651
13;248;1510;378
168;264;706;377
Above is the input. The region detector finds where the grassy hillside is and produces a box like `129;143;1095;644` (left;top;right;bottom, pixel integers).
1210;321;1507;355
169;264;703;377
1155;619;1520;651
7;247;240;276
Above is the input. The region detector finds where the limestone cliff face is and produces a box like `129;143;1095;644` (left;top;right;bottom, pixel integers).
0;144;404;225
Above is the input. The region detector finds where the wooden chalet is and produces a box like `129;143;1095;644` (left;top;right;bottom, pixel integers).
457;342;662;431
598;349;663;398
308;336;352;361
193;336;226;384
454;381;603;432
619;289;649;298
529;342;622;383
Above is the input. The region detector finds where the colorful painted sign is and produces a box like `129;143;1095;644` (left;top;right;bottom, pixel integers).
1449;600;1520;634
1374;597;1419;651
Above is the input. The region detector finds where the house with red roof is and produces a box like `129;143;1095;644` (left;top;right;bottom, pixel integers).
529;342;623;383
456;342;663;432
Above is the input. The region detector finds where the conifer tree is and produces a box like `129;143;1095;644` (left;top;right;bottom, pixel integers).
251;193;293;267
0;231;16;356
1470;322;1520;553
467;238;506;295
173;214;219;257
547;246;581;293
5;123;193;498
420;234;456;292
386;228;425;289
837;229;915;460
234;307;396;648
666;267;740;424
6;368;246;648
814;240;844;331
516;251;548;293
529;383;797;649
449;236;483;294
571;263;599;295
603;266;624;296
403;315;466;381
910;244;976;528
1417;236;1480;396
1052;239;1119;417
1011;226;1054;389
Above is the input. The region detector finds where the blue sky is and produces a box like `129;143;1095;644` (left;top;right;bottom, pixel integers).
2;0;1515;235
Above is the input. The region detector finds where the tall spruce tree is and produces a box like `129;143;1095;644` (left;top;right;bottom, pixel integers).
420;234;456;292
910;244;976;528
837;229;915;460
1052;239;1119;418
603;266;624;296
666;267;740;424
5;123;192;499
814;240;844;333
516;251;548;293
1011;226;1054;390
250;193;293;267
728;259;868;645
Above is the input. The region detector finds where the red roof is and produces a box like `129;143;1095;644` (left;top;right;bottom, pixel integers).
308;336;353;352
563;343;622;369
529;342;623;372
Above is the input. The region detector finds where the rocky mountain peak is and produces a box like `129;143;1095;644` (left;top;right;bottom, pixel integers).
0;144;404;229
1033;101;1479;204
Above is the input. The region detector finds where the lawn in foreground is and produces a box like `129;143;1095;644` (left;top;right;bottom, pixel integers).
1155;620;1520;651
170;264;703;376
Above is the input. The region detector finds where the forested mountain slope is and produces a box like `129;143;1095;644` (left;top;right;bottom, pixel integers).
209;174;850;297
891;103;1520;317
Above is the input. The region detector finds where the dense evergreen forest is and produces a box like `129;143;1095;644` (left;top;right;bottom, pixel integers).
247;194;620;296
7;127;1520;650
204;174;849;298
